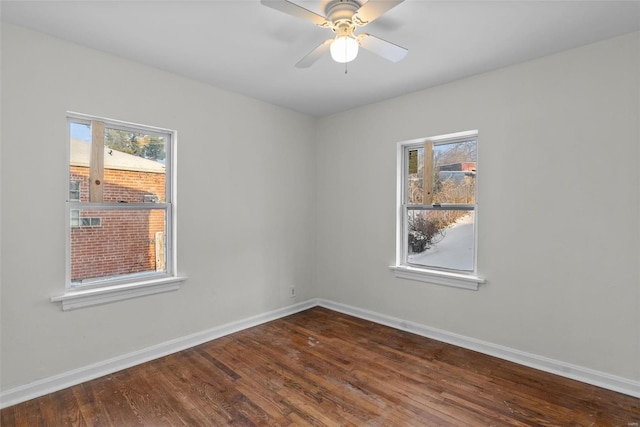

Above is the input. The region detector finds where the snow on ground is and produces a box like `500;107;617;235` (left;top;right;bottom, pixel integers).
408;212;474;271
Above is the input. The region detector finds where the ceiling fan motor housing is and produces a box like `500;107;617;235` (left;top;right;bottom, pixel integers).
325;0;363;38
325;0;360;23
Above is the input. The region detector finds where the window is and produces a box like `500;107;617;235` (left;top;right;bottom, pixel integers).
70;209;80;228
391;131;484;290
70;210;101;228
52;113;184;310
69;180;80;201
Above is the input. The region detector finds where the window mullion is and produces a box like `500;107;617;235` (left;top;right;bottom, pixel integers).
68;202;170;210
406;204;476;211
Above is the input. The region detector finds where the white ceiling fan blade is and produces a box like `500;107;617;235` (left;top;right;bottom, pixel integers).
260;0;328;27
295;39;333;68
358;33;408;62
353;0;404;26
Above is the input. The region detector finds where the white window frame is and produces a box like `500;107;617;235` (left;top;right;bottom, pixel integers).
390;130;485;290
51;112;185;310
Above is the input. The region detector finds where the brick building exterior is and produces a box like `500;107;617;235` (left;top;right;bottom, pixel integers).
70;139;166;284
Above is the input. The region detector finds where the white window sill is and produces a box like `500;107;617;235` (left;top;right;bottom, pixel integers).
390;265;484;290
51;276;186;311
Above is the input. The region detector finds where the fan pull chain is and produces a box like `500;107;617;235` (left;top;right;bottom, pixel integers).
345;39;349;74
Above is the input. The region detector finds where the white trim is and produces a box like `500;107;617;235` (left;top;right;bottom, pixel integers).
2;298;638;409
390;265;484;290
396;131;482;283
399;130;478;146
50;276;187;311
315;299;640;398
65;112;178;293
0;300;316;409
67;111;174;136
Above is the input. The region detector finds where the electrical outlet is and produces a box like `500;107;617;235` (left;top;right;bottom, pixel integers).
289;286;296;297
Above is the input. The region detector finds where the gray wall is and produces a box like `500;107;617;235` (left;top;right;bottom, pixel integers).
1;24;317;390
1;23;638;392
315;32;640;381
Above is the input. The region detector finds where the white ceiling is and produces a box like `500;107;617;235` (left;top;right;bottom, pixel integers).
2;0;639;117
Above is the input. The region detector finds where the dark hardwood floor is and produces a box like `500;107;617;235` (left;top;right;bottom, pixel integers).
2;307;639;426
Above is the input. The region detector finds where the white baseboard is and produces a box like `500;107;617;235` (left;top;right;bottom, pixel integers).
316;299;640;399
2;298;638;409
0;300;316;409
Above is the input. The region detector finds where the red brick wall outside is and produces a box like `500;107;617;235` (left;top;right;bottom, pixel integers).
70;166;166;283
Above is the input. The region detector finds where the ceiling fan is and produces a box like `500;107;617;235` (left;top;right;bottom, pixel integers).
261;0;408;68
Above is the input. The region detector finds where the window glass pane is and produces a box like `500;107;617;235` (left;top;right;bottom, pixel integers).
104;127;167;203
70;208;167;286
70;121;91;202
407;209;474;271
69;181;80;201
407;146;425;204
70;209;80;228
433;140;476;204
69;122;167;204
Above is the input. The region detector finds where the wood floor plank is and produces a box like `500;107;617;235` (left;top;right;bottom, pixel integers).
2;307;639;426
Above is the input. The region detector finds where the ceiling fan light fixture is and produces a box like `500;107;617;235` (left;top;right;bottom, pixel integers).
260;0;407;68
330;36;359;63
